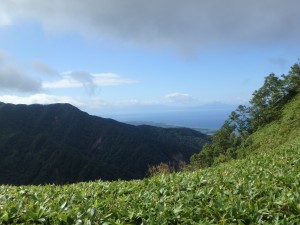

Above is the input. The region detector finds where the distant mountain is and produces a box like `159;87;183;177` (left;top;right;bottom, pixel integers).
126;121;178;128
0;102;209;185
126;121;216;135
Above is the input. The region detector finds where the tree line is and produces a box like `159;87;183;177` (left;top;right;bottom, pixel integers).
191;60;300;168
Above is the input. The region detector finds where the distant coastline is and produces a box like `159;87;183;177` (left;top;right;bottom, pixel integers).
103;108;233;131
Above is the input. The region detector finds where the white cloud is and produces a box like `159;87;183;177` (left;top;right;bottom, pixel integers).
0;49;137;95
42;76;82;89
0;94;158;115
93;73;138;86
0;12;12;26
0;94;84;106
43;72;137;91
165;92;195;104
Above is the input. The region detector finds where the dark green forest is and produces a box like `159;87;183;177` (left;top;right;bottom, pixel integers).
0;102;209;185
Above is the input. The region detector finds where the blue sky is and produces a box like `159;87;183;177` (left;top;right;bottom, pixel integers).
0;0;299;123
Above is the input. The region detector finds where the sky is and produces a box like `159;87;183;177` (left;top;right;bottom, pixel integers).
0;0;300;125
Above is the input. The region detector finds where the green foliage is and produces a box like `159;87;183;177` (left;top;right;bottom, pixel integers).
284;61;300;97
238;94;300;157
190;119;240;168
191;60;300;168
0;103;209;185
1;135;300;224
249;61;300;131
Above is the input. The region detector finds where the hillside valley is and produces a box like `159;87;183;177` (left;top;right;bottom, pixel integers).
1;93;299;224
1;1;299;223
0;62;299;224
0;102;209;185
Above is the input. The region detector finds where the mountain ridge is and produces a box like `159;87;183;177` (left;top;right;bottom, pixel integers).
1;94;299;224
0;101;209;185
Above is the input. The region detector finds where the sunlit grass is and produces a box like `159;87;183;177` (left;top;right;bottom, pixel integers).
1;135;299;224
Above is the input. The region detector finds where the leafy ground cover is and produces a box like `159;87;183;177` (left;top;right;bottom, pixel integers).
240;94;300;155
1;134;299;224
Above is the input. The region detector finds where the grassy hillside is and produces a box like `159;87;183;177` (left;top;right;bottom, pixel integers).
1;96;299;224
239;94;300;155
190;63;300;169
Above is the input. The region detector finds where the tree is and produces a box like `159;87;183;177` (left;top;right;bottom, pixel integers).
190;119;239;167
191;60;300;169
284;62;300;98
249;73;286;130
229;105;251;139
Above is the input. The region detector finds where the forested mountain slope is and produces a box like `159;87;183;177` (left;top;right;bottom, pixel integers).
0;61;300;224
1;94;299;224
0;102;209;185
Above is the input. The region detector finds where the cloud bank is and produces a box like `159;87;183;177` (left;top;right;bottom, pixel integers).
0;94;84;106
32;61;59;77
1;0;299;52
0;50;137;95
0;50;139;112
0;66;41;93
165;92;195;104
43;72;138;94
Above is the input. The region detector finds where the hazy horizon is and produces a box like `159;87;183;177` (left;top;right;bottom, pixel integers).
105;109;232;130
99;102;236;129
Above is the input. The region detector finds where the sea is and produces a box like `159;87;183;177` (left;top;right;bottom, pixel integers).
107;108;233;130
